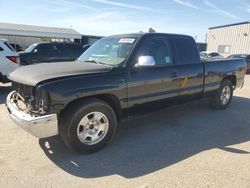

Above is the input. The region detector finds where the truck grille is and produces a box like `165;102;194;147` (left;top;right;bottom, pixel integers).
12;82;34;100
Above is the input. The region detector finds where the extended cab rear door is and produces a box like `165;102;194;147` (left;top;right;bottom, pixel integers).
127;35;179;107
171;36;204;99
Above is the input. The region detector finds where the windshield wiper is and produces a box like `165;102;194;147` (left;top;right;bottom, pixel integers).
83;60;99;64
83;60;111;66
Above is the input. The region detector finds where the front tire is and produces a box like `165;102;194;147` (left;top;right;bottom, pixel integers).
59;98;117;153
210;79;233;109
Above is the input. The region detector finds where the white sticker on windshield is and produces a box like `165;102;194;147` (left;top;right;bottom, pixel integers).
118;38;135;43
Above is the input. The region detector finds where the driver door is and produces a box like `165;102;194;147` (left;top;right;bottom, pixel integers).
127;35;179;107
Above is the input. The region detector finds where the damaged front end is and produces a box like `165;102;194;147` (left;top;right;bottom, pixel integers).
5;83;58;138
11;82;49;116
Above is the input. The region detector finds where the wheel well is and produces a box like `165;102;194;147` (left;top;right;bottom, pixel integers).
223;75;236;87
95;94;122;121
63;94;122;122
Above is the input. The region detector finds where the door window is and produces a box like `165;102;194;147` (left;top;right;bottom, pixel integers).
35;44;54;55
136;36;173;66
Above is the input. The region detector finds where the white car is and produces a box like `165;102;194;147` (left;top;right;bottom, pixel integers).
0;38;20;83
200;51;224;59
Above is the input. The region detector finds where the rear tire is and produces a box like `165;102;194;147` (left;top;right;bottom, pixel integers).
210;79;233;109
59;98;117;153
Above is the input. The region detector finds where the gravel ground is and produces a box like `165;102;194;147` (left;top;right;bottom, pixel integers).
1;76;250;188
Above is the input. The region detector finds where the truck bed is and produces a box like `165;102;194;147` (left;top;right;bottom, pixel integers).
203;58;246;94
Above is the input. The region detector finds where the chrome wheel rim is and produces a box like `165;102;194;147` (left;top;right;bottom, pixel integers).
220;86;231;105
77;112;109;145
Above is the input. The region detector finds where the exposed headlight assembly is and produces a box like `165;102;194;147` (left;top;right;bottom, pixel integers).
28;88;49;115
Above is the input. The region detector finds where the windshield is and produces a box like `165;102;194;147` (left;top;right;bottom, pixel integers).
25;44;37;52
78;37;137;66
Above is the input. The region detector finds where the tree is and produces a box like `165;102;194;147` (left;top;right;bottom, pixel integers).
148;27;156;33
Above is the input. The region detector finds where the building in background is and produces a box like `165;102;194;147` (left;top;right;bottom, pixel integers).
207;21;250;57
0;22;82;49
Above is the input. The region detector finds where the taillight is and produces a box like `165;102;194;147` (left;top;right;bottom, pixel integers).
6;56;20;64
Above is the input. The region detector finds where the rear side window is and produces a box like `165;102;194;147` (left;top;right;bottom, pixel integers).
173;37;200;64
4;41;15;52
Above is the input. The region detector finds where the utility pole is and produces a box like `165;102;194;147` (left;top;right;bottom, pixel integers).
205;33;208;43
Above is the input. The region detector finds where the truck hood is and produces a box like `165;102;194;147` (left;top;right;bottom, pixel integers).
8;62;113;86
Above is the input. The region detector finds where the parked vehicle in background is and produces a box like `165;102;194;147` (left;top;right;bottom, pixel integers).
0;38;20;83
6;33;246;153
10;43;24;52
19;42;89;65
82;44;91;51
227;54;250;73
81;35;102;45
200;51;223;59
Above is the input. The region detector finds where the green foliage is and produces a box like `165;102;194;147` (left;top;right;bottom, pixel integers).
148;27;156;33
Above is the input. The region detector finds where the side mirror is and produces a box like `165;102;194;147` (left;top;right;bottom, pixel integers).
135;56;155;68
34;49;38;53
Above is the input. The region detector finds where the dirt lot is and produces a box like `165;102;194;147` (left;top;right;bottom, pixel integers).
1;76;250;188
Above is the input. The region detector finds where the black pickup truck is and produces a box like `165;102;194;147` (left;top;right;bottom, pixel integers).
6;33;246;153
19;42;89;65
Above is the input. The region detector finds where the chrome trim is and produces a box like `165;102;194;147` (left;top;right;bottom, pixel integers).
6;91;58;138
77;111;109;145
135;56;156;67
220;86;231;105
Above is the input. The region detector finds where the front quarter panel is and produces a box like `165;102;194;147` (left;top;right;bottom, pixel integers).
37;70;127;114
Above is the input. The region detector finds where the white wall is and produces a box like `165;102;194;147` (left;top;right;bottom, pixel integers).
207;23;250;57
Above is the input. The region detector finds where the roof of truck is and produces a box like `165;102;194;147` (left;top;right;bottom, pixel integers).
108;32;193;39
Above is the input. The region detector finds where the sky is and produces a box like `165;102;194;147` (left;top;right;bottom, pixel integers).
0;0;249;42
